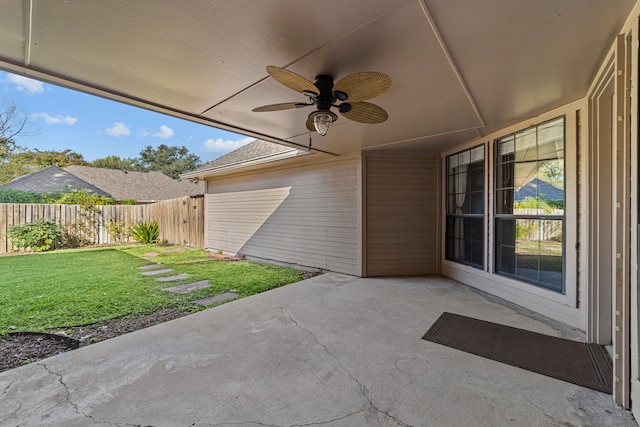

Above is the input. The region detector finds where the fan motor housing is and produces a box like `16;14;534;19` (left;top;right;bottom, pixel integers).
314;75;336;110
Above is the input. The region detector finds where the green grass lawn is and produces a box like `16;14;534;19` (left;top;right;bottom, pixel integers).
515;239;563;271
0;245;303;335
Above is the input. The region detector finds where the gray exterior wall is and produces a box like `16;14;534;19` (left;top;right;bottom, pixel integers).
364;153;439;276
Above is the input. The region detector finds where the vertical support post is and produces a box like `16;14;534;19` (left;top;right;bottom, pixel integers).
613;33;632;408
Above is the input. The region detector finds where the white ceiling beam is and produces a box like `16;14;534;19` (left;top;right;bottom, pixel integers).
418;0;486;128
23;0;33;66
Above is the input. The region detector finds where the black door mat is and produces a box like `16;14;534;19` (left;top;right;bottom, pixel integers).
422;312;613;394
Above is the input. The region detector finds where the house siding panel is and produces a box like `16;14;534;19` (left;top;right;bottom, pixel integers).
365;154;439;276
205;157;360;275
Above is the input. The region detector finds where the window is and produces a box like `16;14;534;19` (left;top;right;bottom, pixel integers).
445;145;485;268
494;117;565;292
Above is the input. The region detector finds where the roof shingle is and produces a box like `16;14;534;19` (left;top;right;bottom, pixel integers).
183;139;303;178
0;165;110;196
0;165;203;202
64;166;203;202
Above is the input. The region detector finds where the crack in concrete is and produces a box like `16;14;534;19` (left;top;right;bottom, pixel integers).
2;377;18;395
235;314;311;402
199;409;367;427
282;308;413;427
192;409;368;427
37;362;153;427
289;408;369;426
200;421;281;427
37;363;89;422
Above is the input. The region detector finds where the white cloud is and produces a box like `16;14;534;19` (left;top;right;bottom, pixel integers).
32;112;78;125
152;125;174;139
202;137;253;154
139;125;174;139
7;74;45;95
105;122;131;137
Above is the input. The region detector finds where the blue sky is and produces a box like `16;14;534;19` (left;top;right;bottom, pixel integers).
0;71;253;163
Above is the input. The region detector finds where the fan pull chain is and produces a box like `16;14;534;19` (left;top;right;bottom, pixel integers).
308;132;313;151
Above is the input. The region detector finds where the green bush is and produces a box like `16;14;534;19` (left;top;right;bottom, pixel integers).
130;220;159;244
0;188;116;205
8;219;67;252
53;189;115;206
106;220;130;242
0;189;60;203
514;196;563;211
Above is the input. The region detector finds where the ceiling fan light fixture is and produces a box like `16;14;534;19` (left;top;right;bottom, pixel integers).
255;67;391;136
309;110;337;136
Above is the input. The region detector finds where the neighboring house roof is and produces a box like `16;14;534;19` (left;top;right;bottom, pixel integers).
64;166;203;202
0;165;203;202
0;165;110;196
515;178;564;201
182;139;307;179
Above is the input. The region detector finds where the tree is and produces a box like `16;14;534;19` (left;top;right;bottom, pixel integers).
537;160;563;184
92;155;137;171
8;149;90;168
135;144;201;179
0;149;90;185
0;163;38;185
0;103;27;162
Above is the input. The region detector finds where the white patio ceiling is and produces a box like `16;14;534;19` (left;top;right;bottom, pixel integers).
0;1;634;156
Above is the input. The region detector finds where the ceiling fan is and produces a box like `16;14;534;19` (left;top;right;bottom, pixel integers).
252;66;391;136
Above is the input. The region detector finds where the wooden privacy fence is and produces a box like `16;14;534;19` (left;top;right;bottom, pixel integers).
0;195;204;254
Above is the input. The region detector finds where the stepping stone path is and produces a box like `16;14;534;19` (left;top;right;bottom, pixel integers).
138;264;238;305
140;268;174;276
139;264;167;271
163;280;212;294
156;273;190;282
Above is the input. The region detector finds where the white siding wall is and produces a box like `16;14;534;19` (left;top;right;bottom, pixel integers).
205;156;361;275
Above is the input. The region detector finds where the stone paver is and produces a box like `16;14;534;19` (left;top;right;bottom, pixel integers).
156;273;190;282
138;264;166;271
163;280;211;294
191;291;238;306
140;268;174;276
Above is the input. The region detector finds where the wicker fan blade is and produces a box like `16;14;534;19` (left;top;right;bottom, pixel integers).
340;102;388;124
267;66;319;95
305;118;315;132
252;102;304;112
333;72;391;102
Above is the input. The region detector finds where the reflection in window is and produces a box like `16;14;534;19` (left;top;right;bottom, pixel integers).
494;117;565;292
445;145;485;269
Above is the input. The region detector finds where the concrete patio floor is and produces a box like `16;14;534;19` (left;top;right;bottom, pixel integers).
0;273;636;427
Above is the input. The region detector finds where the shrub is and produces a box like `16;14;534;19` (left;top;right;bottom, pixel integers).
514;196;563;211
8;219;67;252
54;189;115;206
130;220;159;244
0;189;61;203
0;188;116;205
106;220;130;242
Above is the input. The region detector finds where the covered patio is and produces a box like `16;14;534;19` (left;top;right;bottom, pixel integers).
0;274;634;426
2;0;640;417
